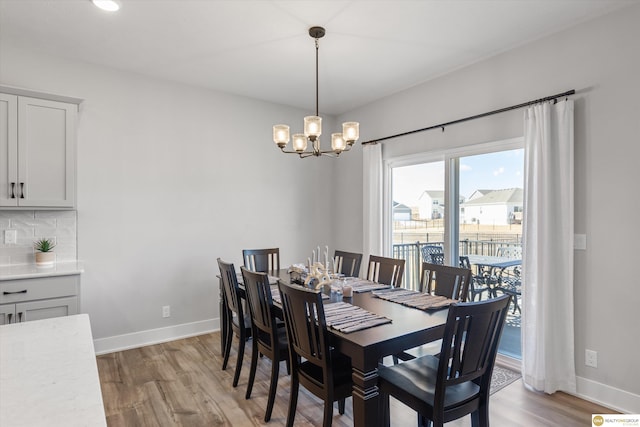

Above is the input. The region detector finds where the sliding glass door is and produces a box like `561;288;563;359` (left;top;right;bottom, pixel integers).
389;140;523;358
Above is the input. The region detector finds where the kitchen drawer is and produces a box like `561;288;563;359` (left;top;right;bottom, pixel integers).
0;275;79;304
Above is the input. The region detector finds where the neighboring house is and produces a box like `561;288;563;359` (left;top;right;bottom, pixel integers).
461;188;523;225
418;190;445;219
392;201;412;221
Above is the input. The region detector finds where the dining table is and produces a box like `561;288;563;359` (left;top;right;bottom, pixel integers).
219;269;449;427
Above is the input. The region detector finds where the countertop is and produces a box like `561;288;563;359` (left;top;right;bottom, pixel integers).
0;314;107;426
0;261;84;281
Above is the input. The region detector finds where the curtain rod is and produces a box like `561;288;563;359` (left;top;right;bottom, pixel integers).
360;89;575;146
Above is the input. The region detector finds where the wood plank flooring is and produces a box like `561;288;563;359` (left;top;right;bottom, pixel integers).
97;332;615;426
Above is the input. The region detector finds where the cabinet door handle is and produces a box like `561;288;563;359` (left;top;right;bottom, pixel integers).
19;182;25;199
3;290;27;295
10;182;16;198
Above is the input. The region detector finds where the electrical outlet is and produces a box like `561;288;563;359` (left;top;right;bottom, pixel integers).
4;230;17;244
162;305;170;318
585;349;598;368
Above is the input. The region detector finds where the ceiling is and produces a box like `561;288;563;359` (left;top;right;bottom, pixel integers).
0;0;636;115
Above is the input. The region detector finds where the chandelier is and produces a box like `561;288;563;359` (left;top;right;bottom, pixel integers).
273;26;359;158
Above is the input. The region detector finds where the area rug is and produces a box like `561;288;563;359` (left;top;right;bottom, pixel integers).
490;365;521;395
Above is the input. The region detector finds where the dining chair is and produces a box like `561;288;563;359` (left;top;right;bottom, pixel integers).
240;267;290;422
217;258;252;387
395;262;472;363
459;256;492;302
419;262;471;302
429;253;445;266
378;294;512;427
420;244;444;264
333;249;363;277
242;248;280;273
277;281;353;427
366;255;405;288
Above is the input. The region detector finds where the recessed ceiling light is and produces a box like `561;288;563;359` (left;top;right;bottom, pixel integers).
92;0;120;12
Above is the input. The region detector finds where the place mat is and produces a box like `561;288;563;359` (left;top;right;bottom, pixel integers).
372;288;458;310
343;277;392;293
270;288;329;305
323;301;391;333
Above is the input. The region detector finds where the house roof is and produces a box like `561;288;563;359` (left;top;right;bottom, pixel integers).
419;190;444;200
462;188;523;205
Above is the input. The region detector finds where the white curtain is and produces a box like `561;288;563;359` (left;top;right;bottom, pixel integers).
521;99;576;393
363;143;383;273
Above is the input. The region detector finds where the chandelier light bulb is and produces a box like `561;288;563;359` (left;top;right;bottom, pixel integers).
273;125;290;148
292;134;307;152
342;122;359;144
331;133;346;152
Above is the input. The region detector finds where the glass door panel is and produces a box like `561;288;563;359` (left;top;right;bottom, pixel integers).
458;149;524;359
391;161;444;290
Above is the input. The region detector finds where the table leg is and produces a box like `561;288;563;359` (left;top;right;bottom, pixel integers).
351;366;382;427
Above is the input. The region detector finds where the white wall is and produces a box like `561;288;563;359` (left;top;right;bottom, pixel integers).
0;45;339;350
333;3;640;412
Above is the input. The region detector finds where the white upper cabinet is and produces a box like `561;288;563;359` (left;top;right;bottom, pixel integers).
1;90;79;209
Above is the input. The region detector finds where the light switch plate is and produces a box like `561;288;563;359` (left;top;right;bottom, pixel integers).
574;234;587;250
4;230;17;244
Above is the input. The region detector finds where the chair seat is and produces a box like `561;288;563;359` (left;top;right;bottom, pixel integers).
299;351;352;388
256;326;289;352
231;312;252;330
378;355;480;410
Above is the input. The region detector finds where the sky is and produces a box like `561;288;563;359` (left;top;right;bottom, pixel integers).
392;149;524;206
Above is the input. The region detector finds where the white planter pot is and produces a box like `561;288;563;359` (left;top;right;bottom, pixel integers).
35;252;56;267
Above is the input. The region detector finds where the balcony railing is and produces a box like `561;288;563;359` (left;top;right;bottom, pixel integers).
392;237;522;290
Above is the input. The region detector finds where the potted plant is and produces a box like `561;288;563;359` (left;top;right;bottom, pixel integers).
34;238;56;267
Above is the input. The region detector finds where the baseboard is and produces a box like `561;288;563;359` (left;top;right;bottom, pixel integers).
575;376;640;414
93;318;220;355
495;355;639;414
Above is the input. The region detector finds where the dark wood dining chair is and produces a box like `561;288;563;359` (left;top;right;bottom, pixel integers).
217;258;252;387
240;267;290;422
333;249;363;277
366;255;405;288
378;295;512;427
277;281;353;427
419;262;471;302
394;262;472;363
242;247;280;273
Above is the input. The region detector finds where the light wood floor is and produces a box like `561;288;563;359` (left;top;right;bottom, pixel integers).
97;332;614;427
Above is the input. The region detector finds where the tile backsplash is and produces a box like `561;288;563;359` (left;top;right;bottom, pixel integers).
0;211;77;266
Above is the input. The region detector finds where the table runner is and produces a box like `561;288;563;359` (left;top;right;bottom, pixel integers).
372;288;457;310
